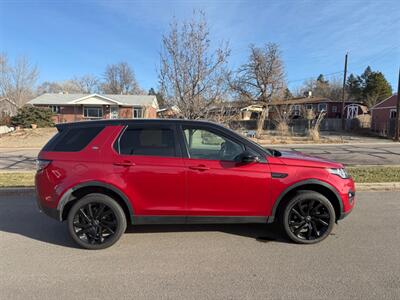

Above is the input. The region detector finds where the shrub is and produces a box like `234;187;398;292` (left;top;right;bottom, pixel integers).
11;106;54;128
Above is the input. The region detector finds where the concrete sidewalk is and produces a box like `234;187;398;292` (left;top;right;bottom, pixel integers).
0;142;400;170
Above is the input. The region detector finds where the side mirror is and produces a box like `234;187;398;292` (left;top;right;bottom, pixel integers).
236;151;260;163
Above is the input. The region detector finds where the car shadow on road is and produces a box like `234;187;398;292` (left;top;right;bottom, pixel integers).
0;191;288;248
0;190;79;248
125;222;287;244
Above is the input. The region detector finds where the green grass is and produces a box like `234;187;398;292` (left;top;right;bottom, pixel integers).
0;167;400;187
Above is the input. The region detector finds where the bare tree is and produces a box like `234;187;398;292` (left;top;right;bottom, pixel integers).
0;53;38;107
159;11;230;119
231;43;285;137
102;62;142;94
272;103;293;135
71;75;99;93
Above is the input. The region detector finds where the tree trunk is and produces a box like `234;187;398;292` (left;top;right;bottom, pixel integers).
256;107;268;138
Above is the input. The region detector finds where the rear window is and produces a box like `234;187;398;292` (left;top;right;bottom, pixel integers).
115;127;177;157
43;126;104;152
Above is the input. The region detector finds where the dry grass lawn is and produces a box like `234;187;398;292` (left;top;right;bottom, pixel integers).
1;167;400;187
0;128;57;148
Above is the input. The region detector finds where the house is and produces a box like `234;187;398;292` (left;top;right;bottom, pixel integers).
370;94;398;135
157;105;181;118
0;98;18;117
237;97;367;121
268;97;368;120
27;93;159;123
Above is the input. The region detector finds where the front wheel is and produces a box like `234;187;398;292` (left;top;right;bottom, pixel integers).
67;193;127;250
281;191;335;244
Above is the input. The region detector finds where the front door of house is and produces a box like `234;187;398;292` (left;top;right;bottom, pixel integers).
110;106;119;119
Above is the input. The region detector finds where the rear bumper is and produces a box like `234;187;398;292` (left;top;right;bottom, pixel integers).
36;192;60;221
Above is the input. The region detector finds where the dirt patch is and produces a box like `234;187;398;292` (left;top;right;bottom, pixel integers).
0;128;57;148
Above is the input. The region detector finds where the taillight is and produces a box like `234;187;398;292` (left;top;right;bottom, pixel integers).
36;159;52;172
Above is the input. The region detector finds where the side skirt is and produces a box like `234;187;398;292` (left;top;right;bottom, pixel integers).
132;216;269;225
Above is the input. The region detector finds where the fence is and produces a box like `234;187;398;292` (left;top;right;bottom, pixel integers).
230;118;371;134
371;119;396;138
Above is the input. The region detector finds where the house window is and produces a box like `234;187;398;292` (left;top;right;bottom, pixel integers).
332;105;337;113
133;107;143;118
83;106;103;118
293;105;301;116
50;105;60;114
306;104;313;110
390;109;397;119
318;103;327;112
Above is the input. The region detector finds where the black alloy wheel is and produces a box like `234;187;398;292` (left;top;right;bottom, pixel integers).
68;193;127;249
282;191;335;244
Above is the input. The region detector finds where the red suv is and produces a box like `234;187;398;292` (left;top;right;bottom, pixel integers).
36;119;355;249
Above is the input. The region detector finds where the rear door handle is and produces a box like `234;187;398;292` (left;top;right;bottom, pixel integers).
113;160;135;167
189;165;210;171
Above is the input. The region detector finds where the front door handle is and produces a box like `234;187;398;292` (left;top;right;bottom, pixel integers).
113;160;135;167
189;165;210;171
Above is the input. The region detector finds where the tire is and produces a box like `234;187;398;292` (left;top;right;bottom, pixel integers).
67;193;127;250
280;191;335;244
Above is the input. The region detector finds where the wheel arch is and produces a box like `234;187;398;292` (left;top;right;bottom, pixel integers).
57;181;134;223
268;179;343;223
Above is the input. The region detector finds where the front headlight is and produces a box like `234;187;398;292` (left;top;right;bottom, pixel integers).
327;168;349;179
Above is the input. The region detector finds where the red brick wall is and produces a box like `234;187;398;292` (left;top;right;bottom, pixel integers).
35;104;158;123
119;107;132;118
145;106;157;118
371;95;397;132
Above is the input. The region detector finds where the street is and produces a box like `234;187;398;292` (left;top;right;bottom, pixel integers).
1;142;400;170
0;190;399;299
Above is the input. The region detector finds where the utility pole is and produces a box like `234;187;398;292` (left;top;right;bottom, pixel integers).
395;67;400;141
341;52;348;131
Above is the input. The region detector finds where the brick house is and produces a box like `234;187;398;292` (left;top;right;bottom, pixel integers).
27;93;159;123
370;94;398;135
240;97;368;120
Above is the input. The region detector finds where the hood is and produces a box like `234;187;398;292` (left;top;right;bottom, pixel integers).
275;150;343;169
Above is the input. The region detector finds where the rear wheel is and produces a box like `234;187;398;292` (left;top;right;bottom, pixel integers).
67;193;127;250
281;191;335;244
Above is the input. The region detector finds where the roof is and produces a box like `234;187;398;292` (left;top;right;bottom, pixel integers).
271;97;362;105
0;97;17;107
27;93;158;108
370;94;398;110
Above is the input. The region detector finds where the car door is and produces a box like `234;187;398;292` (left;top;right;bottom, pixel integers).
112;124;186;216
180;124;271;216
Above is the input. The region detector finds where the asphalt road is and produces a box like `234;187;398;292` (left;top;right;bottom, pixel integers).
1;142;400;171
0;190;399;299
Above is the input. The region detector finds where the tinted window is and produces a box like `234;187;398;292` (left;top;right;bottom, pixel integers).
116;127;177;157
183;127;244;161
51;126;103;152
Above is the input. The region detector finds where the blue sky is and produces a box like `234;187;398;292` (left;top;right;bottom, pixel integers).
1;0;399;92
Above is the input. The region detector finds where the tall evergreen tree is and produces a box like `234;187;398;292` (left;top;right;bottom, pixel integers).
284;88;293;99
346;73;363;100
363;71;392;107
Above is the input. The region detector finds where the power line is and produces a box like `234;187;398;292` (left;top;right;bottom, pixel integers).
287;71;344;84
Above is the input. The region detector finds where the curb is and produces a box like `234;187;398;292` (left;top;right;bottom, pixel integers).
1;183;400;193
355;182;400;191
0;187;35;195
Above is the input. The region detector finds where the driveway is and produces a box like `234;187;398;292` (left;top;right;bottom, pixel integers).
1;142;400;170
0;190;399;299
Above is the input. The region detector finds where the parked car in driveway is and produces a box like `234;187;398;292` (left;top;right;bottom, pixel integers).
35;119;355;249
